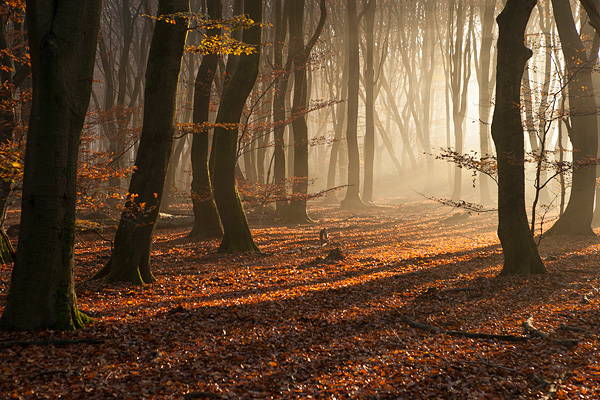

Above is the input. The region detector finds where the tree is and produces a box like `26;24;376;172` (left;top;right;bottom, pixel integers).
361;0;376;204
341;0;366;209
93;0;190;284
0;5;23;265
211;0;262;253
474;0;496;205
0;0;102;330
285;0;327;222
189;0;223;239
446;0;474;201
545;0;598;236
491;0;546;276
271;0;290;214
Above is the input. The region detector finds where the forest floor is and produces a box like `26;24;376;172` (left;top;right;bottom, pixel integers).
1;198;600;399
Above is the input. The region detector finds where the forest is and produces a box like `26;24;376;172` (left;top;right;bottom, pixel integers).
2;0;600;398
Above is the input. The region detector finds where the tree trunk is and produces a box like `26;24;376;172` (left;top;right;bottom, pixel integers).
341;0;366;209
272;0;290;214
475;0;496;205
492;0;547;276
211;0;262;253
0;13;16;265
0;0;102;330
189;0;223;239
285;0;326;223
546;0;598;236
93;0;190;284
362;0;375;204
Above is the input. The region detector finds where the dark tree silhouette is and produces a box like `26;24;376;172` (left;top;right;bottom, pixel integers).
189;0;223;239
0;0;102;330
93;0;190;284
211;0;262;253
491;0;547;276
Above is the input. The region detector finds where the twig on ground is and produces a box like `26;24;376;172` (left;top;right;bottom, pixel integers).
522;317;578;347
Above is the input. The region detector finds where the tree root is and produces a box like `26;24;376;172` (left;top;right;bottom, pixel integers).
522;317;578;347
400;315;527;342
558;323;597;336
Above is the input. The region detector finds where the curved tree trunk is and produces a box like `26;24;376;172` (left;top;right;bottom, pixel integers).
189;0;223;239
212;0;262;253
0;0;102;330
93;0;190;284
546;0;598;237
492;0;546;276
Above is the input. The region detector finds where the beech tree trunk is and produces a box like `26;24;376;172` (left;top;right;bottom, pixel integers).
285;0;326;223
341;0;366;209
492;0;547;276
475;0;496;205
189;0;223;239
0;0;102;330
272;0;290;214
362;0;375;204
93;0;190;284
546;0;598;236
211;0;262;253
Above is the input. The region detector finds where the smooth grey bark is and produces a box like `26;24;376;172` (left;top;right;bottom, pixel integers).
0;0;102;330
93;0;190;284
492;0;547;276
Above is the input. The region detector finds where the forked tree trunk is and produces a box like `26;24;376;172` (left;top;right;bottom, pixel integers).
0;0;102;330
93;0;190;284
189;0;223;239
211;0;262;253
492;0;546;276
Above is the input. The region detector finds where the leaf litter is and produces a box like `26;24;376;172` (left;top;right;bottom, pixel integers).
1;199;600;399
